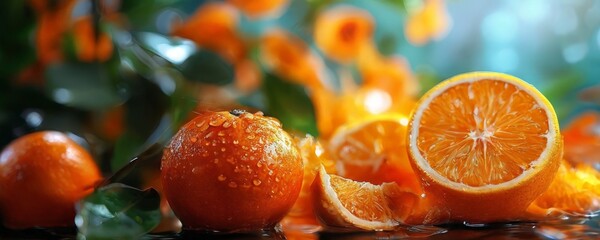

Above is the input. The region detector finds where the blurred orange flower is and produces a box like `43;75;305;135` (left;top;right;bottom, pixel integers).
228;0;289;19
404;0;451;46
31;0;117;64
72;17;114;62
562;112;600;166
314;5;374;63
260;29;326;89
311;46;418;139
172;2;245;63
32;0;77;64
234;59;262;94
358;45;419;114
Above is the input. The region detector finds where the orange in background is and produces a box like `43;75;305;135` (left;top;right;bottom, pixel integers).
404;0;451;46
31;0;77;64
260;29;327;89
314;5;374;63
72;16;114;62
228;0;289;19
172;2;246;63
0;131;103;229
310;46;418;139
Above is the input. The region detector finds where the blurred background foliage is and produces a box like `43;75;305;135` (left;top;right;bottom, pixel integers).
0;0;599;237
0;0;599;178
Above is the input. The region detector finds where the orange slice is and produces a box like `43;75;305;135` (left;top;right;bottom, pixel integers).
311;165;404;230
407;72;563;223
328;114;421;192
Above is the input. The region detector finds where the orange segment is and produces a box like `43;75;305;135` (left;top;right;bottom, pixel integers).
408;72;563;223
328;114;420;192
311;166;401;230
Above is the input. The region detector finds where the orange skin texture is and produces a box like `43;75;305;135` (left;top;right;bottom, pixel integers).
161;111;303;232
0;131;102;229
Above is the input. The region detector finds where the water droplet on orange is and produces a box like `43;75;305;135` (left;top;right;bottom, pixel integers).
228;182;238;188
218;174;227;181
195;120;206;128
253;179;262;186
221;147;226;152
190;137;198;143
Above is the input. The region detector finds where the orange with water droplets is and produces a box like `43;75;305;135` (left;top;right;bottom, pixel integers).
407;72;563;223
0;131;102;229
161;110;303;232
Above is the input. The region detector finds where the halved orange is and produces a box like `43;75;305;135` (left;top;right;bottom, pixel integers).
407;72;563;223
311;165;404;230
328;114;421;192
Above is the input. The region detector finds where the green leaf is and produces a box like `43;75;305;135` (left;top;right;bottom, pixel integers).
45;62;125;110
262;74;318;136
111;132;146;173
76;183;161;240
177;50;234;85
0;0;37;77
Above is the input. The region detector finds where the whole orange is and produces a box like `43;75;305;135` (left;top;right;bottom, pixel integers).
161;110;303;232
0;131;103;229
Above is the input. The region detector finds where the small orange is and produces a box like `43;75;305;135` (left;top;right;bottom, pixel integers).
407;72;563;223
0;131;102;229
311;165;404;230
161;110;303;232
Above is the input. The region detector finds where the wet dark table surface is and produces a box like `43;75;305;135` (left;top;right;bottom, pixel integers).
1;215;599;239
